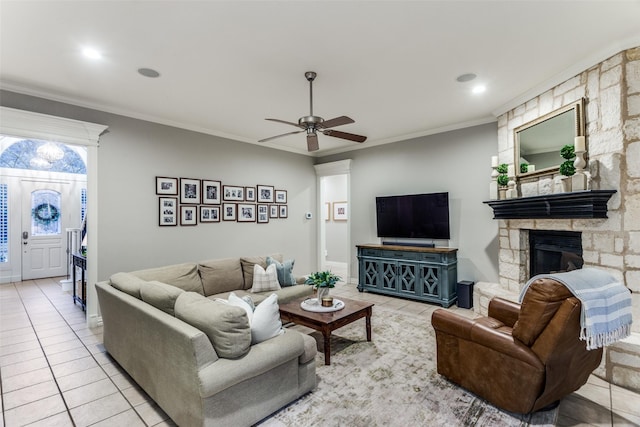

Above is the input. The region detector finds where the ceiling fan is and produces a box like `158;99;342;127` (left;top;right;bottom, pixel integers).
259;71;367;152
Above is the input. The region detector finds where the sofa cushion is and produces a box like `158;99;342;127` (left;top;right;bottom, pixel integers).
512;279;573;346
266;256;296;287
198;257;244;296
174;292;251;359
251;264;280;293
240;254;283;290
110;272;146;299
140;281;184;316
131;263;204;295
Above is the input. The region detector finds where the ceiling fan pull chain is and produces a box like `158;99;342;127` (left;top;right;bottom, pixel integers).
308;75;314;116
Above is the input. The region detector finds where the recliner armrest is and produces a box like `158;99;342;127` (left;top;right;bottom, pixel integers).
431;309;474;340
470;322;543;369
488;297;521;327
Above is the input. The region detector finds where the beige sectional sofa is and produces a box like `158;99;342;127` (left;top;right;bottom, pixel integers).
95;254;316;427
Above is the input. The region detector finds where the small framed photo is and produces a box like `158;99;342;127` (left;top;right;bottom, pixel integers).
257;185;274;203
202;180;221;204
200;206;220;223
324;202;331;221
159;197;177;226
156;177;178;195
222;203;237;221
333;201;348;221
245;187;256;202
180;205;198;226
180;178;201;204
275;190;287;204
269;205;279;218
223;185;244;201
257;204;269;223
279;205;288;218
237;204;256;222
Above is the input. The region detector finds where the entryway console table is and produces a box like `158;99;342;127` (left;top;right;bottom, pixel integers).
72;252;87;311
357;244;458;307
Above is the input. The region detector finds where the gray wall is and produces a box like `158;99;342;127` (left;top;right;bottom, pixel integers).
2;90;500;286
323;174;348;262
1;90;317;280
318;122;500;283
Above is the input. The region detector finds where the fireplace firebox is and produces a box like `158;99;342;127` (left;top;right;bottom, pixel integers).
529;230;583;278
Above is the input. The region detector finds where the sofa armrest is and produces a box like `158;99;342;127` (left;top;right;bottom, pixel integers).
431;309;474;340
198;329;306;398
488;297;521;327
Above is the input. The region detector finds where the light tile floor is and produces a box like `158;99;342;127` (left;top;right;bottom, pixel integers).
1;277;639;426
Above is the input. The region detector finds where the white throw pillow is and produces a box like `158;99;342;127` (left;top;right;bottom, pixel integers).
251;293;284;344
227;292;254;322
223;292;283;344
250;263;281;293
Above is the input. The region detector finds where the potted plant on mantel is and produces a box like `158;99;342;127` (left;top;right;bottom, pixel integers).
559;144;576;192
305;271;341;303
496;163;509;199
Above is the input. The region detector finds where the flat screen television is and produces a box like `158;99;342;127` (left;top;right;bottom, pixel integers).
376;192;450;240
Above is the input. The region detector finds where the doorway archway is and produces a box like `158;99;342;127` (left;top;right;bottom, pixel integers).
0;106;107;327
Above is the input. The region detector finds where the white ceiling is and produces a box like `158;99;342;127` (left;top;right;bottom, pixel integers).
1;1;639;157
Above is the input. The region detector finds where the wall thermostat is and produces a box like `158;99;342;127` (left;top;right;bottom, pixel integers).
305;212;313;219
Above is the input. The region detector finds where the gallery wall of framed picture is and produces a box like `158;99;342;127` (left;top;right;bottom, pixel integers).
156;176;288;227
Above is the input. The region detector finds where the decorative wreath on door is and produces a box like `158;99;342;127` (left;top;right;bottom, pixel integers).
33;203;60;225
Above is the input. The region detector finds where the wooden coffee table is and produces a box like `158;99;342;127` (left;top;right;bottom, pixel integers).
279;296;374;365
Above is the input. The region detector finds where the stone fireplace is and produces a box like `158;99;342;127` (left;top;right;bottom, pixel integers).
477;47;640;392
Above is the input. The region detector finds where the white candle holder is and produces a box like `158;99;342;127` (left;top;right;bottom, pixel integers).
506;174;518;199
489;165;499;200
572;150;588;191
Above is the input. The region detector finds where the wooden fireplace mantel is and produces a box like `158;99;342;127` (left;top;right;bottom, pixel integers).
483;190;617;219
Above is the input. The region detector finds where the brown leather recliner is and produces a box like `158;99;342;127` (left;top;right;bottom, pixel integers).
431;277;603;414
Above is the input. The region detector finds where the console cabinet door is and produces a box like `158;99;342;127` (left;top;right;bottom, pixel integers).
419;265;441;299
361;257;380;289
381;260;397;291
397;262;418;296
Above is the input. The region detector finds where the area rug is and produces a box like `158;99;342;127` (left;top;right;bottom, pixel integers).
259;308;557;426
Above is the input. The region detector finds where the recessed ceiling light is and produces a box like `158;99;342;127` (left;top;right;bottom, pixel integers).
472;85;486;94
456;73;477;83
82;47;102;60
138;68;160;78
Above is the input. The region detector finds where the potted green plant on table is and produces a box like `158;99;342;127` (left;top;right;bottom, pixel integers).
559;144;576;192
305;271;341;304
496;163;509;199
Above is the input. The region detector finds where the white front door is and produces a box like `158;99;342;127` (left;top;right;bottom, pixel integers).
21;181;73;280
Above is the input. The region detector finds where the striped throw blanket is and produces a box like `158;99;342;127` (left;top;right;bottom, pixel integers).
519;268;632;350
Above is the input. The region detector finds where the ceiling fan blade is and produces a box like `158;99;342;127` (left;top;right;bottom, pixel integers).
307;133;319;152
258;130;304;143
265;118;303;128
322;129;367;143
317;116;354;129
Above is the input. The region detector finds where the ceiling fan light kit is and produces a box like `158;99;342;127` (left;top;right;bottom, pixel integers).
259;71;367;152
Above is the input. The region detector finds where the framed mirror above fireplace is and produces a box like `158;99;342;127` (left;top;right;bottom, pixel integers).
514;98;585;177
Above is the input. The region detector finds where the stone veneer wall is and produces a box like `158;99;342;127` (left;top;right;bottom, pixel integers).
494;47;640;392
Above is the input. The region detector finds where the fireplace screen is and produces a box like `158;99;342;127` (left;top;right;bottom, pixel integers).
529;230;583;277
